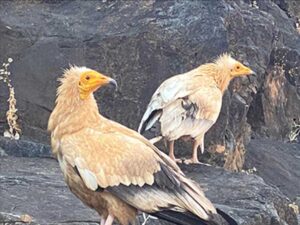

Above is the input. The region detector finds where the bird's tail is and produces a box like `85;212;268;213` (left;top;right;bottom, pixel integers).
151;208;237;225
138;109;162;134
151;210;217;225
216;208;238;225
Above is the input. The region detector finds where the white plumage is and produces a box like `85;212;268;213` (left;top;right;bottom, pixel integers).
138;54;254;164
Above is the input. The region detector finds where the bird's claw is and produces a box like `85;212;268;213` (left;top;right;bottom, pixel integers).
184;159;212;166
183;158;200;165
170;157;183;163
175;158;183;163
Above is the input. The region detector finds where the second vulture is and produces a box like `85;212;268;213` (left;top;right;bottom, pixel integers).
138;54;254;164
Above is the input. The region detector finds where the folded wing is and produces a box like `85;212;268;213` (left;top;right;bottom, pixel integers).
139;81;222;141
59;127;216;221
138;73;221;136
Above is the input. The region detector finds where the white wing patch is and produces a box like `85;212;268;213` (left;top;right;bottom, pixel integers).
138;74;193;133
74;157;98;191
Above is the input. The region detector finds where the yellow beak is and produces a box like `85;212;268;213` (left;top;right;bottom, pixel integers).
240;65;255;76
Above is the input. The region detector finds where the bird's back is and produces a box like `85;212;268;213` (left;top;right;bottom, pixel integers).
138;69;222;141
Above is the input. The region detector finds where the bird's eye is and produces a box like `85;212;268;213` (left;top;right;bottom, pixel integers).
86;76;90;80
236;66;240;70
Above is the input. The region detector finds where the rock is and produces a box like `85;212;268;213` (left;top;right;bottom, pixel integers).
0;156;99;225
0;155;298;225
0;0;299;169
245;138;300;201
271;0;300;18
0;147;8;157
0;136;51;158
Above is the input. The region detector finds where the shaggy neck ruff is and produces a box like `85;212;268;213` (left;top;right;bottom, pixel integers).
195;55;235;93
48;68;102;137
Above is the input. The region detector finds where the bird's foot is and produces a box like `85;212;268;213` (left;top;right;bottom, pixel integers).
184;158;200;164
175;158;183;163
184;158;212;166
170;156;183;163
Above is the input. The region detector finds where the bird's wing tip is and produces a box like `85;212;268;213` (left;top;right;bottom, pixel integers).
149;136;163;144
137;120;144;133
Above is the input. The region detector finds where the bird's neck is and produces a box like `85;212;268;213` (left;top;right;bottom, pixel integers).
48;92;102;138
214;70;232;94
197;63;232;93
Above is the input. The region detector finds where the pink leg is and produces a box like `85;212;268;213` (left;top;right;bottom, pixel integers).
185;136;211;166
104;214;114;225
100;217;105;225
184;139;200;164
168;140;182;163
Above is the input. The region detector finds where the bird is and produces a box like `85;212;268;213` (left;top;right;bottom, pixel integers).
138;53;255;164
48;66;237;225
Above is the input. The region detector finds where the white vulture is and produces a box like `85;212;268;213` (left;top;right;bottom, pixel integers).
138;54;254;164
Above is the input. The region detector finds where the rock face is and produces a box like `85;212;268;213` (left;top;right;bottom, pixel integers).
245;139;300;201
0;136;51;158
0;0;299;166
0;152;298;225
0;156;100;225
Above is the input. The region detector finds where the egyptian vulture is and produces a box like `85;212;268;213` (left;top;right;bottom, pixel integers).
48;66;237;225
138;54;254;164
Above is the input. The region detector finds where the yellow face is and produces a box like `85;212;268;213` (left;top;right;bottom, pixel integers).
78;70;117;99
230;62;254;78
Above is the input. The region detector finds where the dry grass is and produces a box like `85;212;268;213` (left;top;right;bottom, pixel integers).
141;213;157;225
0;58;21;139
296;18;300;34
288;202;299;215
250;0;259;9
288;120;300;142
241;167;257;175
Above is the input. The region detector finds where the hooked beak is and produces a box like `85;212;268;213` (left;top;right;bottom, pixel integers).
249;70;256;76
247;70;257;83
92;73;118;91
107;78;118;91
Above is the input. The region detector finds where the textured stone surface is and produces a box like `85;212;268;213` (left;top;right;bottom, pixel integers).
0;136;51;158
0;155;298;225
245;138;300;200
0;1;299;165
271;0;300;18
0;156;99;225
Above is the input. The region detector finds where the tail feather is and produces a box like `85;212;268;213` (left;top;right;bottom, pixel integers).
216;208;238;225
145;111;161;131
138;109;161;134
150;210;218;225
150;208;238;225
